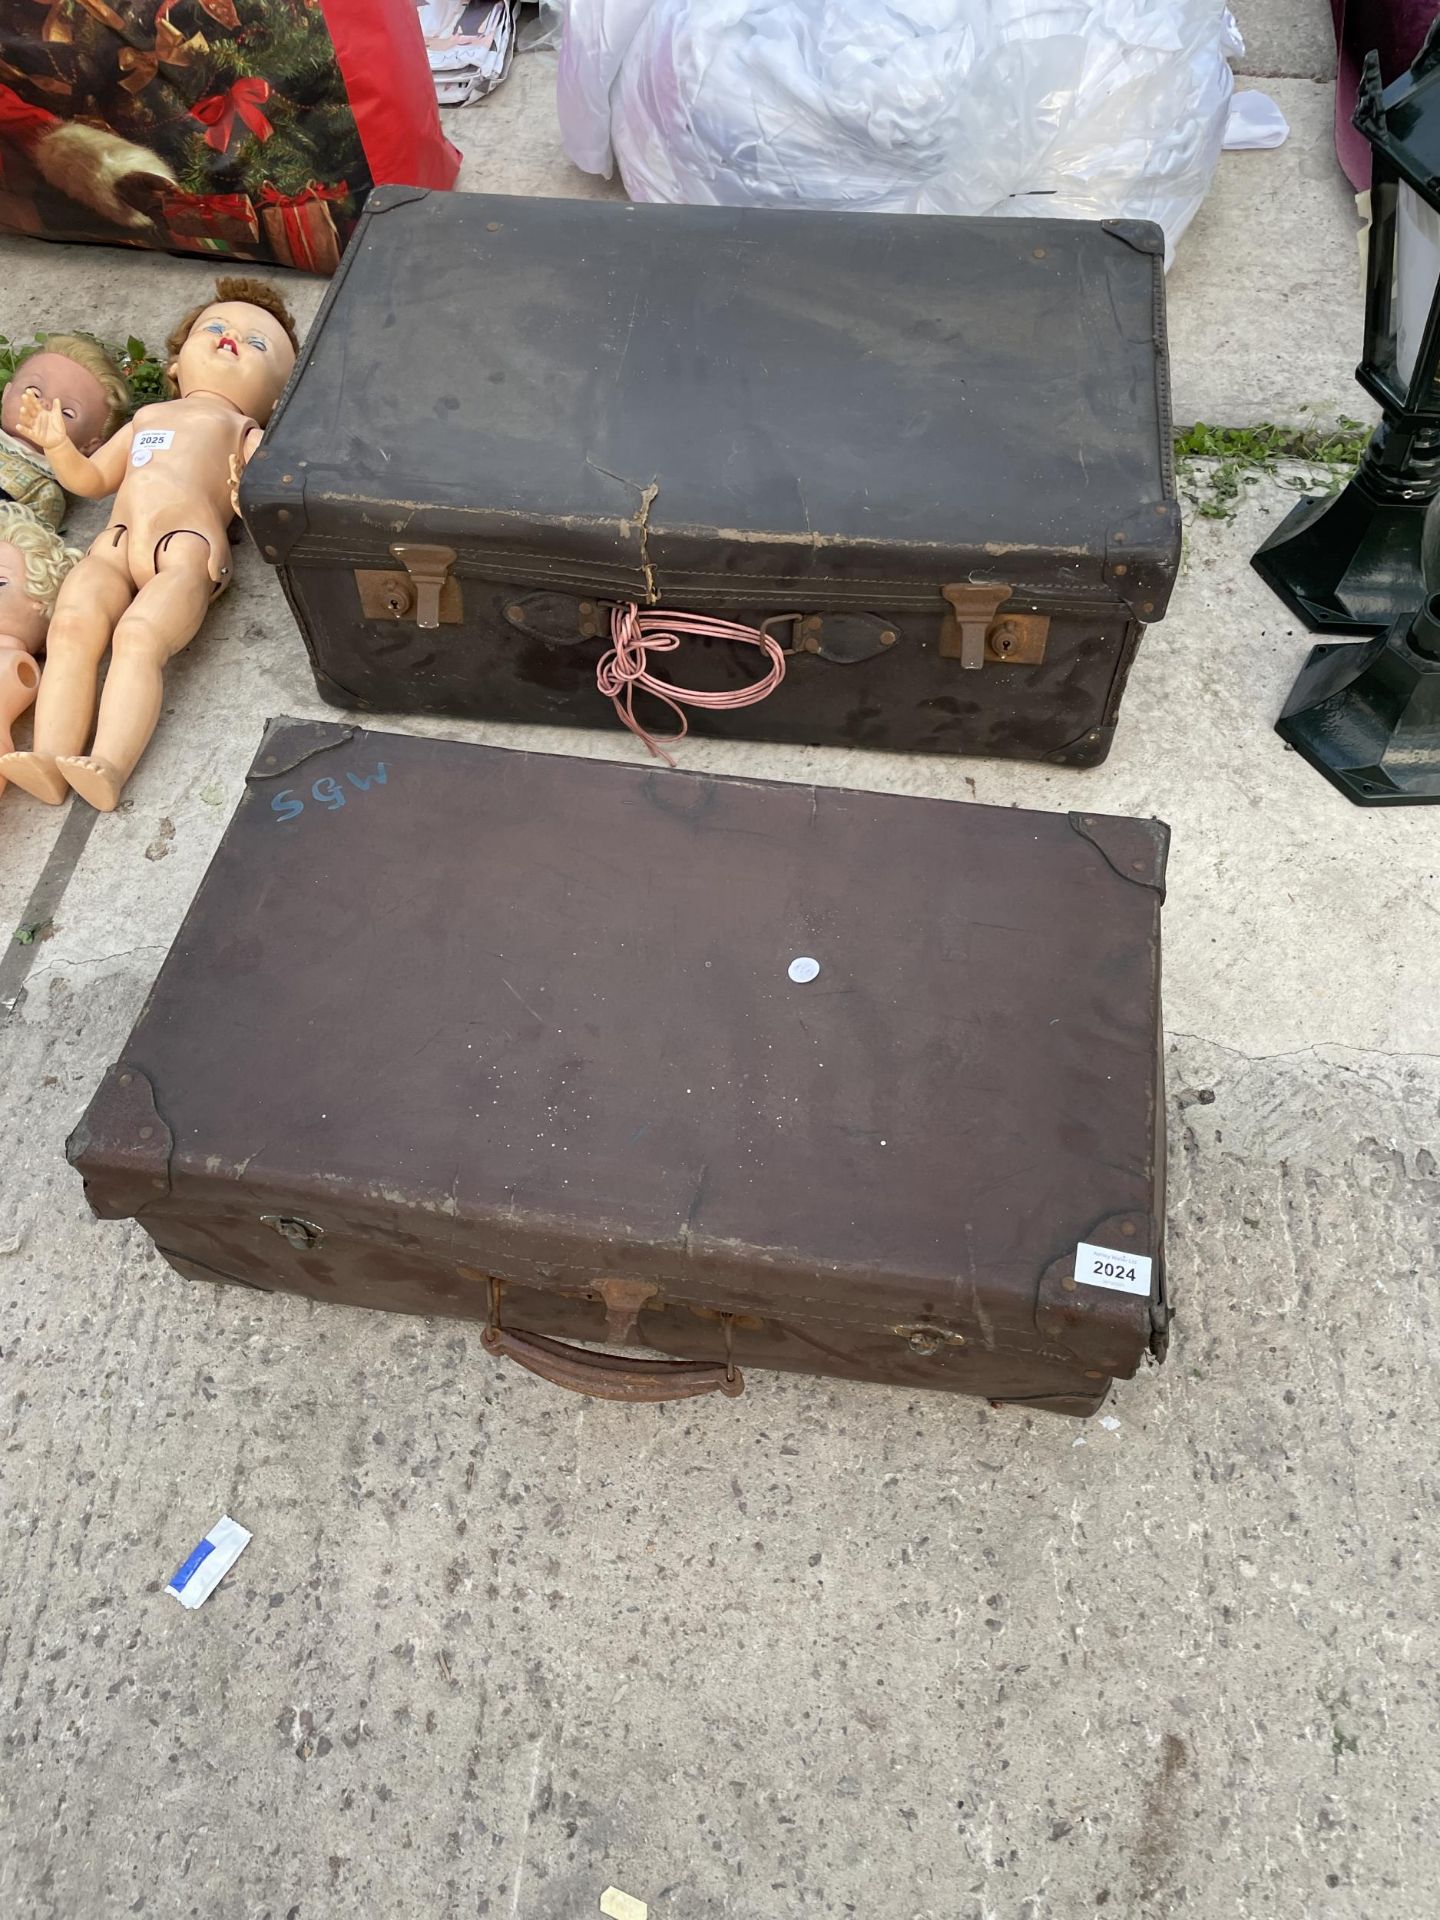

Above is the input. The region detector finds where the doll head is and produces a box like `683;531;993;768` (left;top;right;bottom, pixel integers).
166;276;299;425
0;503;81;654
1;333;129;458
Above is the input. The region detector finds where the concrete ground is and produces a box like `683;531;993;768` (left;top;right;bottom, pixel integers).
2;7;1436;1918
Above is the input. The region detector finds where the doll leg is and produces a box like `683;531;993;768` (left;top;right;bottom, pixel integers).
0;536;133;804
0;650;41;795
57;532;214;813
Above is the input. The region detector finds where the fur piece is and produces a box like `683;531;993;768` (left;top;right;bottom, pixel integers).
30;122;175;230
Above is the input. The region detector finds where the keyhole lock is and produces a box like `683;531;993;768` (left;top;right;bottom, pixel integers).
991;622;1023;658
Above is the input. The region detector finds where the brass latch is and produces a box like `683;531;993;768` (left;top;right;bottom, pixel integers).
354;544;461;629
939;583;1049;669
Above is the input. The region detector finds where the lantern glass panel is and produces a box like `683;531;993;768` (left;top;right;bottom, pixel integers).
1395;180;1440;387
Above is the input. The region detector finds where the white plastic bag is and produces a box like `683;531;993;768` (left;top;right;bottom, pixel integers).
559;0;1243;264
519;0;567;51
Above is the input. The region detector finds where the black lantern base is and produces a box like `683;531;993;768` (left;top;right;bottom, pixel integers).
1251;476;1431;637
1276;600;1440;806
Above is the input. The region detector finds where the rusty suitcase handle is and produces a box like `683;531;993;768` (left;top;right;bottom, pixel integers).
481;1325;744;1402
478;1276;744;1403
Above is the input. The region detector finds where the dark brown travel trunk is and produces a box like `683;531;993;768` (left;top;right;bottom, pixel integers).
68;720;1171;1417
241;189;1179;767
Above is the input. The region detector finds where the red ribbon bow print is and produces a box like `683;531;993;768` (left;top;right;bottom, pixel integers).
258;179;348;209
190;76;273;152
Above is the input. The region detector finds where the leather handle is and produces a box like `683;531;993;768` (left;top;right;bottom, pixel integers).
481;1324;744;1403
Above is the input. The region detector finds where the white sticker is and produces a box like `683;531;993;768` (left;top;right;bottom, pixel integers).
1074;1241;1153;1296
788;956;820;983
131;428;174;467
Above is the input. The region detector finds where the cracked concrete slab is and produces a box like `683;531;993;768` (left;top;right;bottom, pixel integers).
1169;76;1368;432
2;12;1438;1920
1233;0;1337;83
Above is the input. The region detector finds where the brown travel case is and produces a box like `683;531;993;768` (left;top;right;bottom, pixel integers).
241;188;1180;767
68;720;1171;1417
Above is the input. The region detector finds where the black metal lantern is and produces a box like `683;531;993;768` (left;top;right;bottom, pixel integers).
1253;25;1440;634
1275;594;1440;804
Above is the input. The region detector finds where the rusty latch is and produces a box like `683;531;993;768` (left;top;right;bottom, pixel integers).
940;583;1008;669
354;544;461;629
595;1276;658;1344
939;583;1049;669
895;1324;968;1355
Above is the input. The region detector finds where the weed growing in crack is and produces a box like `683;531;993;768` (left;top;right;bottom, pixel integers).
1175;420;1371;522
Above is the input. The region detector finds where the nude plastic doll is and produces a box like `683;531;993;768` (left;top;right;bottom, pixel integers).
0;276;298;812
0;503;79;795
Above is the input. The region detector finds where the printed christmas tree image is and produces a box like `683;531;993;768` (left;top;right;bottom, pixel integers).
163;0;364;201
0;0;367;264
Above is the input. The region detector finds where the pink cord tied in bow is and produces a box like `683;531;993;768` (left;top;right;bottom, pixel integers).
597;602;788;765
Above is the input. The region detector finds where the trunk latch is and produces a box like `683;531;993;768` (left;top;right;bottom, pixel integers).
895;1324;967;1355
939;583;1049;669
594;1276;659;1344
260;1215;325;1252
354;544;461;629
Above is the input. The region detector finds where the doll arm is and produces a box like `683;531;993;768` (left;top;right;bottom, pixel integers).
17;395;132;498
228;426;266;515
56;420;134;499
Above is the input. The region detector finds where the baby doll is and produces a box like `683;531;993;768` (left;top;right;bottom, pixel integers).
0;277;298;813
0;503;79;795
0;334;130;530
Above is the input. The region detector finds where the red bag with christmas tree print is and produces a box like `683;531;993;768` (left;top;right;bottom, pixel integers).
0;0;459;272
